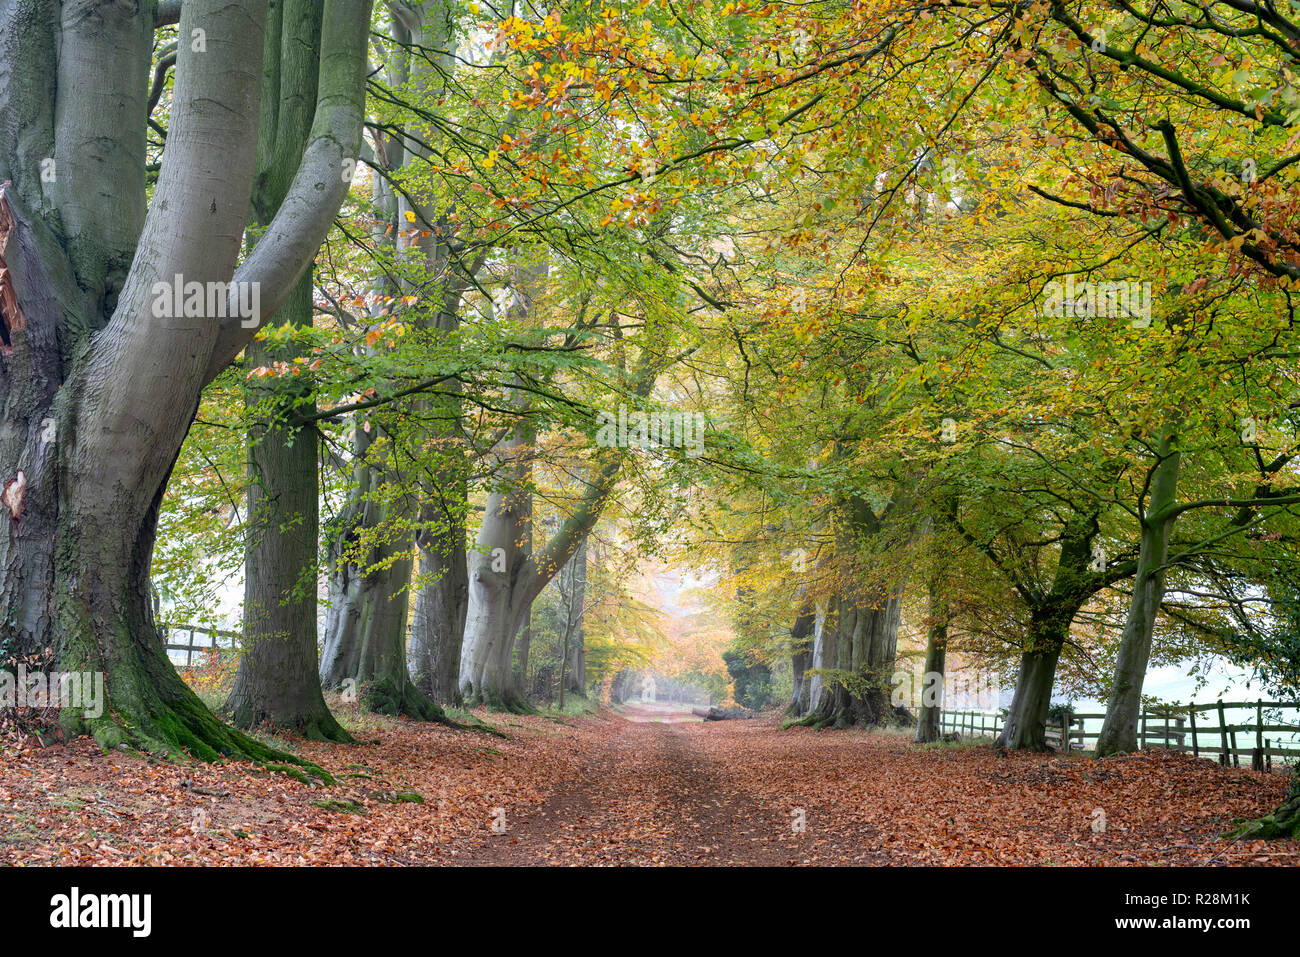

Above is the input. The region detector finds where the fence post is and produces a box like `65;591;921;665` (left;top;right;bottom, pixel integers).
1217;699;1229;765
1060;714;1069;752
1189;706;1198;758
1252;699;1265;771
186;628;195;669
1164;709;1170;750
1140;704;1147;749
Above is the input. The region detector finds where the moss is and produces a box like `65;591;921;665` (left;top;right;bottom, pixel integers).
224;698;354;745
375;790;423;804
1224;796;1300;840
313;798;366;814
469;686;538;716
57;598;340;785
784;712;838;731
359;676;495;733
264;761;333;786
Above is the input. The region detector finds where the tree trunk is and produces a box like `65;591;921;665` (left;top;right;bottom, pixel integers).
851;585;906;724
1095;431;1180;756
996;509;1100;751
458;251;651;707
0;0;370;761
225;0;349;742
409;515;468;705
788;607;814;716
226;274;349;741
804;604;830;719
996;613;1069;751
558;537;588;696
458;432;534;709
514;607;532;696
801;600;852;727
914;580;948;744
319;442;446;720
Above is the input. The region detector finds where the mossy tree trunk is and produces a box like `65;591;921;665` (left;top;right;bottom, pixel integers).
0;0;370;759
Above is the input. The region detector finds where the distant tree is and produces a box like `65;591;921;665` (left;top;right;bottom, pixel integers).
723;647;773;711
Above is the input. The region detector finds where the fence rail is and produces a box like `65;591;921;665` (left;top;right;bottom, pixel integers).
939;700;1300;769
160;623;238;669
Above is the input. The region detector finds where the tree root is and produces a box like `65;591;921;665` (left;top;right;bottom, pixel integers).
360;676;512;736
464;686;538;715
224;700;355;745
64;687;335;785
783;711;842;731
1224;795;1300;841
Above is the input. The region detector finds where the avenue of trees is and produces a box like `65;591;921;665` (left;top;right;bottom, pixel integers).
1;0;1297;835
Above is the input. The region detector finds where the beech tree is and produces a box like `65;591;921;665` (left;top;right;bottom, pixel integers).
224;0;351;743
0;0;370;756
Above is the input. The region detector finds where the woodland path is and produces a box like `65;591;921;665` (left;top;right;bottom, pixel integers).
464;706;830;866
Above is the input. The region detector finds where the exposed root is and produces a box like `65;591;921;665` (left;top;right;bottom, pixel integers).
224;700;355;745
464;686;538;715
1224;791;1300;841
65;688;335;786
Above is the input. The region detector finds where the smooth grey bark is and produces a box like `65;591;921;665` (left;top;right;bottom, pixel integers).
54;0;151;317
318;424;444;719
458;386;536;709
1095;430;1181;756
0;0;371;757
409;511;468;704
804;600;844;724
557;536;588;696
225;0;350;742
459;429;626;707
513;607;532;695
805;603;829;716
789;606;814;716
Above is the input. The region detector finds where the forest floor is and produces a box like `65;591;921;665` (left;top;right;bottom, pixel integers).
1;699;1296;866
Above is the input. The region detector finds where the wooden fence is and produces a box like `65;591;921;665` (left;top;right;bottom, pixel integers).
940;700;1300;769
161;623;239;669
